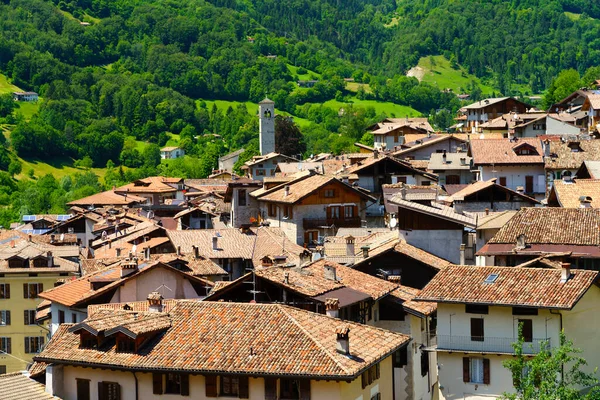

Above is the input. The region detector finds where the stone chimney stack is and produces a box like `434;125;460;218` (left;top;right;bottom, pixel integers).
176;246;181;256
361;245;370;259
459;244;466;265
579;196;592;208
325;298;340;318
561;262;571;283
212;235;219;250
335;325;351;355
284;185;290;197
47;251;53;267
120;257;138;278
192;245;199;259
345;235;355;257
323;264;337;281
147;291;164;313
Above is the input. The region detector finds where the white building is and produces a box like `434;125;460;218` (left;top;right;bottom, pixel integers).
160;146;184;159
417;264;600;400
12;91;38;102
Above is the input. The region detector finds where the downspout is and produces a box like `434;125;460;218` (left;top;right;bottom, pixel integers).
550;309;564;381
130;371;139;400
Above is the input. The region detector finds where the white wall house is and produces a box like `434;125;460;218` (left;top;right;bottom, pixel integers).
160;147;184;159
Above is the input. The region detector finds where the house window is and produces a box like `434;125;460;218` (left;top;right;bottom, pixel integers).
0;365;5;374
154;373;190;396
499;177;507;186
329;206;341;219
0;337;10;354
525;176;534;193
280;378;300;399
24;310;36;325
471;318;484;342
72;313;78;323
23;283;43;299
238;189;247;206
24;336;44;353
116;338;136;353
32;258;48;268
465;304;488;314
80;333;97;349
396;176;407;184
421;350;429;377
221;375;246;396
283;205;293;219
519;319;533;343
59;310;65;324
8;258;25;268
344;205;355;219
98;381;121;400
255;169;266;176
324;189;335;198
165;373;181;394
268;203;277;217
446;175;460;185
0;310;9;326
393;347;408;368
305;230;319;245
77;378;91;400
0;284;9;299
421;181;431;186
463;357;490;384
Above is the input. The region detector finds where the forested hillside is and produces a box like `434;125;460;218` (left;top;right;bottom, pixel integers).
1;0;600;224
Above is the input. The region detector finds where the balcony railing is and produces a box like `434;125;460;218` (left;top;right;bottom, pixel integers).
435;335;551;354
303;217;362;230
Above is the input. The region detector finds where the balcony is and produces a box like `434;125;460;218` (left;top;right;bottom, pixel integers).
303;217;362;230
435;335;550;354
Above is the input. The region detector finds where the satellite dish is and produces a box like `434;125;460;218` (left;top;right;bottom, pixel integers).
389;217;398;229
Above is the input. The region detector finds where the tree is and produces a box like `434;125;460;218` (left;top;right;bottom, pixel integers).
544;69;582;108
8;160;22;177
0;94;16;118
502;328;599;400
275;115;306;158
142;144;161;168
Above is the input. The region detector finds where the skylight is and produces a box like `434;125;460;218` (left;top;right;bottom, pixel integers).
484;273;499;284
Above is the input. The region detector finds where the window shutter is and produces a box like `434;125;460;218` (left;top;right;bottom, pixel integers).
5;310;9;325
238;376;249;399
5;284;9;299
264;377;277;400
24;310;29;325
483;359;490;385
361;372;367;389
353;205;358;218
205;375;217;397
24;338;30;354
98;382;105;400
152;373;163;395
23;283;28;299
6;338;11;354
326;207;331;219
38;283;43;296
180;374;189;396
300;379;311;400
463;357;470;383
375;363;380;380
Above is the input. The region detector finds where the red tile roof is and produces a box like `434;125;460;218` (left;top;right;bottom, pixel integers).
469;138;544;165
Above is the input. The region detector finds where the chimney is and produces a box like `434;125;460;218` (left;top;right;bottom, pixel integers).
373;149;379;159
516;234;526;250
323;264;337;281
147;291;164;313
50;234;55;244
459;244;466;265
561;262;571;283
176;246;181;256
284;185;291;197
400;186;407;200
212;235;219;250
387;275;401;285
325;298;340;318
345;235;355;257
460;157;467;166
116;248;122;257
284;272;290;285
361;245;370;259
120;257;138;278
192;245;199;259
108;239;112;249
335;325;351;355
144;246;150;261
442;150;447;163
516;186;525;194
47;251;53;267
579;196;592;208
27;235;31;243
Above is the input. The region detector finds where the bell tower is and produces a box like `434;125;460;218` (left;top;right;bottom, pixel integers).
259;98;275;155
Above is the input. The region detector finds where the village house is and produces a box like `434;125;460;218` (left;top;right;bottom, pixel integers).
12;91;39;102
416;265;600;400
477;207;600;269
469;138;546;198
544;139;600;189
206;259;439;400
427;152;473;185
369;118;435;150
580;93;600;132
460;97;530;130
251;172;376;246
37;300;410;400
575;160;600;179
39;258;214;336
474;210;518;266
173;206;217;230
0;232;80;373
218;148;245;173
393;135;468;161
66;189;146;209
115;177;187;207
512;114;581;137
547;179;600;208
242;152;298;181
160;146;185;160
225;178;262;228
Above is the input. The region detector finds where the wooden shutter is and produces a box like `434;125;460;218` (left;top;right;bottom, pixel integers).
98;382;106;400
5;310;9;325
152;373;162;395
499;177;507;186
24;310;29;325
5;284;8;299
264;377;277;400
180;374;189;396
24;337;30;354
375;363;380;380
23;283;28;299
483;359;490;384
525;176;534;193
361;372;366;388
238;376;249;399
326;206;332;219
463;357;470;383
38;283;43;296
300;379;311;400
205;375;217;397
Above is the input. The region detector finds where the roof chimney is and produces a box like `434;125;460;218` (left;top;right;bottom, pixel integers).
283;271;290;285
459;244;466;265
192;245;199;259
50;234;55;244
335;325;350;355
485;208;489;215
442;150;447;163
116;248;122;257
121;257;138;278
27;235;31;243
176;246;181;256
373;149;379;159
144;246;150;261
323;264;337;281
284;185;290;197
516;234;526;250
361;245;370;259
147;291;164;313
345;235;355;257
516;186;525;193
561;262;571;283
212;235;219;250
325;298;340;318
400;186;407;200
460;157;467;166
47;251;53;267
387;275;401;285
579;196;592;208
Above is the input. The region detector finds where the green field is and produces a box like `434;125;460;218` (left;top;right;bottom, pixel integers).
0;74;20;94
319;98;420;118
0;73;41;119
345;82;372;94
15;156;108;180
412;55;496;95
287;64;321;81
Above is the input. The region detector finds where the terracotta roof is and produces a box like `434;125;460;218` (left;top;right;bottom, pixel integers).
387;287;437;317
417;265;598;309
352;238;452;271
67;190;146;206
244;152;296;167
40;261;212;308
28;361;48;379
447;179;539;204
470;138;544;165
370;118;434;134
342;155;437;181
0;235;80;273
545;140;600;170
393;134;467;156
461;97;511;110
88;298;194;314
36;301;409;379
389;197;476;227
550;179;600;208
254;265;344;297
584;94;600;110
489;207;600;246
427;153;471;171
0;372;57;400
578;160;600;179
71;309;171;337
116;177;182;194
36;299;52;322
476;211;518;230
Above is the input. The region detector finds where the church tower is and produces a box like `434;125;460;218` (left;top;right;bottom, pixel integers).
259;98;275;155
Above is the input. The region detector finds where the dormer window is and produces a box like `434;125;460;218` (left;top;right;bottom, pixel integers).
513;143;538;156
116;336;136;353
32;258;48;268
568;142;582;152
79;331;98;349
8;258;26;268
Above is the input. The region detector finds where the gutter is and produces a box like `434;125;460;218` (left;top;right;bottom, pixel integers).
550;309;564;381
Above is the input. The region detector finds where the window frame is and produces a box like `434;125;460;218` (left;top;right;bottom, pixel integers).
76;378;91;400
23;283;43;299
220;375;241;397
0;310;10;326
24;336;44;354
0;337;11;354
24;309;36;325
0;283;9;299
470;318;484;342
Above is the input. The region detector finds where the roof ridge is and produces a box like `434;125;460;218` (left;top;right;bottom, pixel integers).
279;305;351;375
